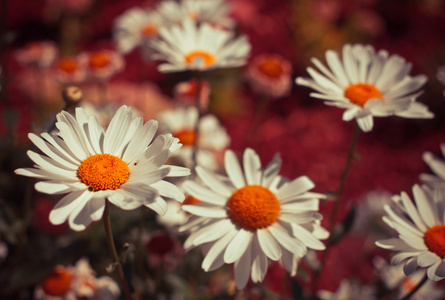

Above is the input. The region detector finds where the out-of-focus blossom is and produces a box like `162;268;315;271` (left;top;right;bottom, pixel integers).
156;200;189;228
34;258;120;299
180;148;326;289
376;185;445;281
173;79;210;112
81;50;125;81
158;106;230;170
296;43;433;132
420;143;445;199
437;65;445;97
113;7;165;58
374;256;445;300
149;19;250;72
246;54;292;98
15;41;58;68
144;230;184;271
53;56;88;84
351;190;392;237
15;106;189;231
158;0;235;29
318;279;376;300
80;102;143;128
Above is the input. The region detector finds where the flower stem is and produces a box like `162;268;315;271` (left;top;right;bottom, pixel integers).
103;201;134;300
191;74;202;171
400;274;429;300
310;122;360;296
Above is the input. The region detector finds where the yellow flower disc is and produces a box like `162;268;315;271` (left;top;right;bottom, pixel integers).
344;83;382;106
227;185;281;231
78;154;129;191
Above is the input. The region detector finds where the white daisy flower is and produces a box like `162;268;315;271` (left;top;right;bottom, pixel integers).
296;43;434;132
420;144;445;199
376;184;445;281
157;0;235;29
374;256;445;300
180;148;327;289
81;49;125;80
158;106;230;170
149;19;250;73
318;279;376;300
113;7;165;56
15;106;190;231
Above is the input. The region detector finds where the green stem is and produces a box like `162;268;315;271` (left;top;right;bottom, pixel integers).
400;274;428;300
310;122;359;297
103;201;133;300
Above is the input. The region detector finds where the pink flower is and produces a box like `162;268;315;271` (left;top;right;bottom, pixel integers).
53;56;87;84
15;41;58;68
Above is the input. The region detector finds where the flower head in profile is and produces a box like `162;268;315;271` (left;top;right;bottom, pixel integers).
318;279;376;300
180;148;326;289
376;184;445;281
420;144;445;199
296;43;433;132
113;7;165;57
149;19;250;72
158;0;235;29
34;258;120;299
158;106;229;170
15;106;190;231
15;41;59;68
246;53;292;98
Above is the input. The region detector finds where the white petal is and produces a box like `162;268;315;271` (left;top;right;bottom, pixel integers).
417;251;440;267
182;203;228;218
224;229;253;264
233;242;252;289
224;150;246;189
257;229;282;261
243;148;262;185
202;229;238;271
182;180;228;205
49;190;93;225
196;166;233;197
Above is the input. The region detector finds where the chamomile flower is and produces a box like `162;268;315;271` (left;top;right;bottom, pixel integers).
15;41;58;68
158;0;235;29
318;280;376;300
180;148;326;289
376;185;445;281
158;106;229;170
15;106;190;231
113;7;165;56
82;49;124;81
420;144;445;198
149;19;250;72
296;43;433;132
53;55;88;84
246;54;292;98
34;258;120;300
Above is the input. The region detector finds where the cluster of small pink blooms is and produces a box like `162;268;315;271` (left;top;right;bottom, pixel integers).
376;184;445;281
246;54;292;99
158;106;230;170
296;43;433;132
144;230;184;271
374;256;445;300
173;79;210;112
317;279;376;300
33;258;120;299
180;148;327;289
15;41;59;68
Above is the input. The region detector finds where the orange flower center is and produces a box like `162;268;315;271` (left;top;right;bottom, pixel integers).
175;130;197;146
424;225;445;258
257;58;284;79
227;185;281;231
88;52;111;69
58;58;79;74
183;195;202;205
344;83;382;106
141;24;158;37
42;266;73;296
400;278;416;292
78;154;129;191
185;51;216;67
